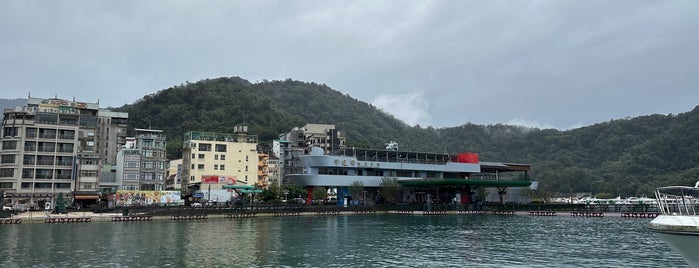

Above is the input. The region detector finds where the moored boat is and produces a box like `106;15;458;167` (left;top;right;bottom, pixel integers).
648;182;699;268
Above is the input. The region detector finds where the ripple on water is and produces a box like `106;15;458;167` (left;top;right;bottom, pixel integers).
0;215;689;267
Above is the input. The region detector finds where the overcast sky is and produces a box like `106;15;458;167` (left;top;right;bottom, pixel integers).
1;1;698;129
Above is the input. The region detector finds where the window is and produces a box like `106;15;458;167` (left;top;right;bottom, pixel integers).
191;164;195;170
197;164;204;170
81;159;96;165
214;154;219;160
215;144;227;152
142;172;155;181
81;183;94;190
3;127;19;137
0;168;14;178
22;169;34;179
80;170;98;177
191;153;195;159
124;174;139;181
220;154;226;160
220;165;225;171
198;154;205;160
1;154;16;164
214;164;218;170
142;150;154;157
0;182;13;189
24;141;37;151
125;161;139;168
25;127;37;138
141;139;154;147
56;183;71;189
199;143;212;152
2;141;18;150
190;175;195;181
142;161;156;169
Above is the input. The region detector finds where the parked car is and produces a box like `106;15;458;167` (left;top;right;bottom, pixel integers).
190;202;202;208
2;205;12;211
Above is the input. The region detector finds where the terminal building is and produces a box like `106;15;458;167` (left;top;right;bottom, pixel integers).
286;142;532;206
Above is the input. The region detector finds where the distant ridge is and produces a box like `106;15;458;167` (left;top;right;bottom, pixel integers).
113;77;699;197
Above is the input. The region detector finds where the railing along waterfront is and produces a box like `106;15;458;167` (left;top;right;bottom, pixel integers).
654;185;698;216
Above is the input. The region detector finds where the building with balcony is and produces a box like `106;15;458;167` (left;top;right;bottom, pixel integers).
257;153;269;188
0;97;110;209
114;129;167;191
181;128;259;197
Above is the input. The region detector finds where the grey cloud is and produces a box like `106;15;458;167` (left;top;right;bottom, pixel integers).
1;1;697;128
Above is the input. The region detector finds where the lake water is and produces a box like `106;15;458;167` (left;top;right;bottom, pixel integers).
0;214;687;267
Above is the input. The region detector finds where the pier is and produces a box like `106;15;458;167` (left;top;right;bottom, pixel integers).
621;212;659;218
1;218;22;224
171;215;208;220
112;216;153;222
570;212;604;217
45;217;92;223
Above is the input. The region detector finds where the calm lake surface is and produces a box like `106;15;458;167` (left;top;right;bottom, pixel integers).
0;214;687;267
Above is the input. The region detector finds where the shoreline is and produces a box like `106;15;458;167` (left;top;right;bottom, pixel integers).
2;209;660;224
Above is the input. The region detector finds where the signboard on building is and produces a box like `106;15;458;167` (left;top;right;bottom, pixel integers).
201;175;237;184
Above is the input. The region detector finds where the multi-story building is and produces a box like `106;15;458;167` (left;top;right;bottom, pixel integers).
257;153;269;188
96;110;128;165
274;124;345;185
93;110;128;196
0;97;108;209
181;129;258;196
165;159;183;190
114;129;167;191
285;124;346;154
136;129;167;191
267;155;280;188
115;137;139;191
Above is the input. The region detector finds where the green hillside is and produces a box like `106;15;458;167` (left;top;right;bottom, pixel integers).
116;77;699;197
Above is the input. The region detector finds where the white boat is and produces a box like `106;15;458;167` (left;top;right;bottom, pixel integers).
648;182;699;268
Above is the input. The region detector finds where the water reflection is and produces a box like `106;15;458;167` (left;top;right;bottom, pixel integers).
0;215;689;267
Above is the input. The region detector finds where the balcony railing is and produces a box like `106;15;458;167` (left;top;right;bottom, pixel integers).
36;160;55;165
37;147;55;152
55;174;72;180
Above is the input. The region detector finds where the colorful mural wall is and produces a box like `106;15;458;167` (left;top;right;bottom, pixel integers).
114;191;182;206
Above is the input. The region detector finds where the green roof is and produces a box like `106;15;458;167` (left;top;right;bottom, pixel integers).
222;185;255;189
398;179;532;188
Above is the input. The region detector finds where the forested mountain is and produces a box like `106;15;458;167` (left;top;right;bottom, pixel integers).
115;77;699;198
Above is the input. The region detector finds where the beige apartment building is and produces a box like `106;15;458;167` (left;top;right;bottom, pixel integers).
181;129;259;195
